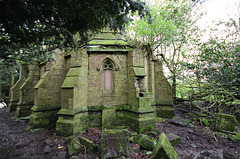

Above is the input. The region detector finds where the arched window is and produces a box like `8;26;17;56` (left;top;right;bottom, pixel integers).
103;60;113;91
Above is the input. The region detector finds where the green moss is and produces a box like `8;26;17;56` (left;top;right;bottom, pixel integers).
227;134;240;141
139;135;155;151
133;67;146;77
156;106;175;118
151;133;180;159
166;133;181;145
114;105;130;110
61;77;77;88
88;39;128;45
155;117;163;123
196;112;208;117
202;118;210;126
79;137;98;154
101;129;130;158
214;113;237;132
68;137;81;157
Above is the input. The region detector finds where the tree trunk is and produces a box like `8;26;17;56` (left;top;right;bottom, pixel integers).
9;70;15;98
172;73;177;100
0;69;2;97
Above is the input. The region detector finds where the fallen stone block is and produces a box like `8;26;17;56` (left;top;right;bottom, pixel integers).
79;137;98;154
139;135;155;151
170;116;191;126
214;113;237;132
166;133;181;145
67;137;81;157
200;149;223;159
101;129;130;159
151;133;180;159
44;145;51;154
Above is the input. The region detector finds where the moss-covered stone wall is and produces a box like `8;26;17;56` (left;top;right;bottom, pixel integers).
30;49;66;128
88;53;127;106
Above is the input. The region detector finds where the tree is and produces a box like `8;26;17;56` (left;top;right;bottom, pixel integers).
183;4;240;115
126;0;196;98
0;0;149;62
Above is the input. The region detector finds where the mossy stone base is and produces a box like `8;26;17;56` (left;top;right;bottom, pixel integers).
56;110;88;136
16;104;33;117
88;111;102;128
102;109;116;129
151;133;180;159
101;129;130;159
30;108;60;128
214;113;237;132
127;111;156;133
156;105;175;118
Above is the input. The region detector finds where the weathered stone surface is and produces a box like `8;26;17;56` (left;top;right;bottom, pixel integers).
11;30;175;137
17;64;40;117
139;135;155;151
156;105;175;118
67;137;81;157
151;133;180;159
44;145;51;154
101;129;130;159
166;133;181;145
9;64;28;112
57;151;67;159
170;116;191;126
200;149;223;159
214;113;237;132
102;109;116;129
79;137;98;154
154;60;174;106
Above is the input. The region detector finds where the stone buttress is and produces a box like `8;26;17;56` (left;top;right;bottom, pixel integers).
16;63;40;117
30;49;66;128
9;64;28;112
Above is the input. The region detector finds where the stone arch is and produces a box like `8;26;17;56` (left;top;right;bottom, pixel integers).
97;57;120;71
102;58;115;91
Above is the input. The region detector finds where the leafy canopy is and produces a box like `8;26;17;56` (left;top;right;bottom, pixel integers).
0;0;149;62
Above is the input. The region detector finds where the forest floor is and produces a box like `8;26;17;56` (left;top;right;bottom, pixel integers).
0;103;239;159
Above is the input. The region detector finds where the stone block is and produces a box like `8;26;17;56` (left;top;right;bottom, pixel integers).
79;137;98;154
170;117;191;126
56;115;74;136
101;129;131;159
88;111;102;127
139;135;155;151
151;133;180;159
30;108;60;128
214;113;237;132
68;136;82;157
16;104;33;117
128;113;156;133
166;133;181;145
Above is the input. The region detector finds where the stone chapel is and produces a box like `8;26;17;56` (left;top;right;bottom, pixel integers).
9;30;174;136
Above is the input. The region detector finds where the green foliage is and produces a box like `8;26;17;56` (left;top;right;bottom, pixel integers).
0;60;19;96
0;0;149;63
127;0;196;97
